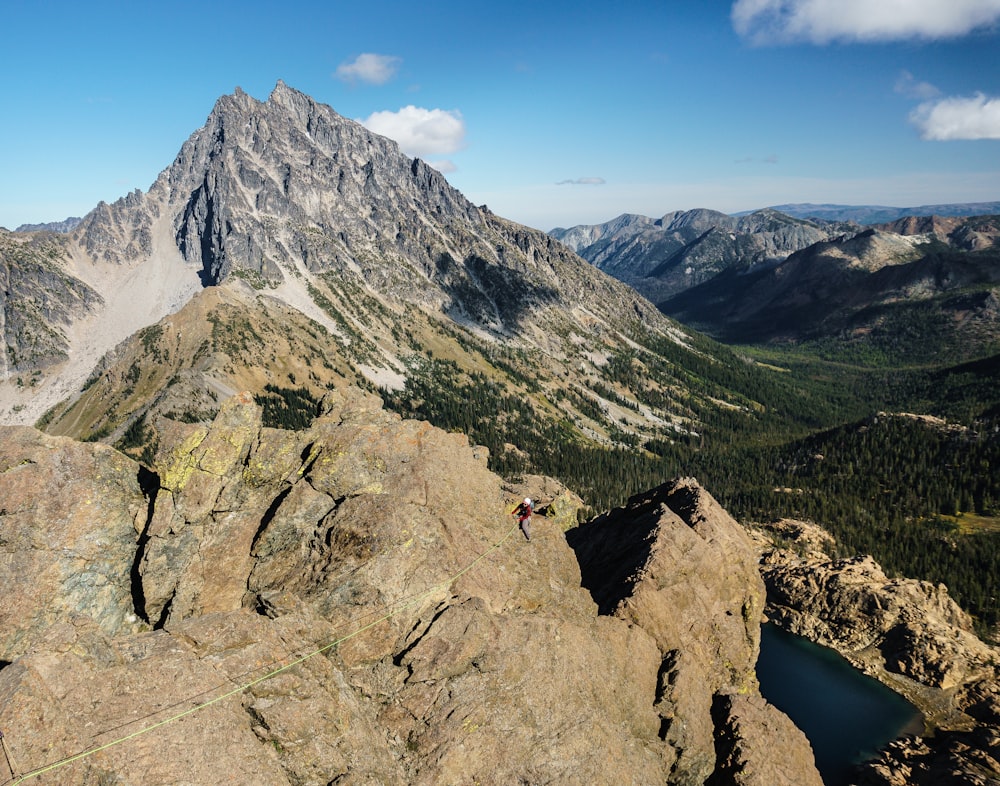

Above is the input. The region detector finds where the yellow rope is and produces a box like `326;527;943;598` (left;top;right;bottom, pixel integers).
8;522;519;784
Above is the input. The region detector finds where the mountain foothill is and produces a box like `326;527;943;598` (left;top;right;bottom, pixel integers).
0;81;998;785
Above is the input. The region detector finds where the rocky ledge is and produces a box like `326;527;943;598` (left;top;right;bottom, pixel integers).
0;389;821;785
754;519;1000;785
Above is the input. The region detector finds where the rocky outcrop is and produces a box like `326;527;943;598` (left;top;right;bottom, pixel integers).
709;692;825;786
0;426;146;660
568;479;823;786
0;392;817;785
762;552;994;696
74;188;158;267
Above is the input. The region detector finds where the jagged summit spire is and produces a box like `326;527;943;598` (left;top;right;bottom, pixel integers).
267;79;305;106
131;79;487;288
269;78;293;98
264;78;334;125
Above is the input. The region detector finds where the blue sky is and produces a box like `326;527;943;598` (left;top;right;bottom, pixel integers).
2;0;998;232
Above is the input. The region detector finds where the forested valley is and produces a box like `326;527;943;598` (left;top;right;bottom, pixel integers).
377;339;1000;639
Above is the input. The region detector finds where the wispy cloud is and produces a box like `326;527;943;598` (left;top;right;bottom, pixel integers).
894;70;941;100
910;92;1000;140
361;106;466;157
732;0;1000;44
427;159;457;174
556;177;606;185
335;53;402;85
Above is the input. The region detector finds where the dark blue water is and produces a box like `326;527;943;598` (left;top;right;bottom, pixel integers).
756;623;922;786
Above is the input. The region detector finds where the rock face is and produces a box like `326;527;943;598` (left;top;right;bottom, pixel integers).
762;553;994;696
0;392;820;785
568;478;823;786
0;427;146;658
0;230;102;374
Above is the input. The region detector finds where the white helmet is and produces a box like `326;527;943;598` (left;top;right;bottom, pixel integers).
524;498;532;505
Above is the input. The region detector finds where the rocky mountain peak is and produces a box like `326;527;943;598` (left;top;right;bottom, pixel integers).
154;80;489;288
3;81;685;449
664;207;735;232
137;81;668;344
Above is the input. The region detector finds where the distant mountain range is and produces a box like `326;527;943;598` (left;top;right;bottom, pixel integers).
552;208;1000;362
13;216;82;233
21;201;999;237
744;201;1000;224
549;208;855;304
660;218;1000;360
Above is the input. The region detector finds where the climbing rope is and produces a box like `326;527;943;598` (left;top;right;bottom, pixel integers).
1;521;520;784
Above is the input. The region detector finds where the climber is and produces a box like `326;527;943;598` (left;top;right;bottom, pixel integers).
513;497;533;541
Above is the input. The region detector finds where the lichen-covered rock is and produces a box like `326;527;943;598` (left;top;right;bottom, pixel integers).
0;426;145;660
0;394;825;785
0;392;668;784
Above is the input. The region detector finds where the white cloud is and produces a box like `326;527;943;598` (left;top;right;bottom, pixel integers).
361;106;466;157
556;177;606;185
732;0;1000;44
335;53;402;85
910;93;1000;140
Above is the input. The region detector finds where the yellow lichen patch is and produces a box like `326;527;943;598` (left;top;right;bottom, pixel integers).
354;482;384;496
196;427;254;476
160;427;210;491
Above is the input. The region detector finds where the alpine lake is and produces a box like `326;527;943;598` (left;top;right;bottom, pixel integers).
756;623;923;786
